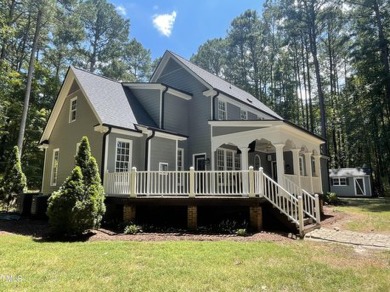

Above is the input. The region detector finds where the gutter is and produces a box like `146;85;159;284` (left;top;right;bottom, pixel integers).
161;85;169;129
212;90;220;120
145;129;156;171
100;126;112;183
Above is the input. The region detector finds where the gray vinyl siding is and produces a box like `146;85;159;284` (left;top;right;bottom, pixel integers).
156;61;212;166
163;93;189;134
42;89;103;195
227;103;240;120
150;137;176;171
330;176;371;197
105;133;146;173
248;112;257;120
130;88;160;126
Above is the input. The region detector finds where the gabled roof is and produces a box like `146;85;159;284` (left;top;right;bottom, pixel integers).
72;67;140;130
152;51;283;120
40;67;156;143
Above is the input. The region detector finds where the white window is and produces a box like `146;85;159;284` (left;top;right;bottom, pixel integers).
177;148;184;171
216;149;224;170
218;100;227;120
216;148;240;170
332;177;347;186
311;157;316;176
226;151;233;170
50;149;60;186
240;109;248;120
299;155;305;176
115;139;132;172
69;97;77;123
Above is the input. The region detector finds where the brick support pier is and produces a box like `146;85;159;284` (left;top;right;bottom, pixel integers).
123;205;136;222
249;206;263;232
187;206;197;230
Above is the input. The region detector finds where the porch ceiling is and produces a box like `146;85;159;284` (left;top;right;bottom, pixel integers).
210;120;324;153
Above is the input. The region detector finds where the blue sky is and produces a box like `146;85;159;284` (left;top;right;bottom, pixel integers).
109;0;264;60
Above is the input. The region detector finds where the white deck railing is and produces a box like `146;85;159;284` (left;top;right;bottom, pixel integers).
104;168;253;197
104;167;320;234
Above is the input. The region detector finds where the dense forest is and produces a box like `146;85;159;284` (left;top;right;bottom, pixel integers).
0;0;389;194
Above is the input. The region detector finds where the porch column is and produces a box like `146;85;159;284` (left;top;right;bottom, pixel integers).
304;152;313;193
239;147;250;194
291;148;301;189
273;143;285;186
239;147;250;170
313;155;323;193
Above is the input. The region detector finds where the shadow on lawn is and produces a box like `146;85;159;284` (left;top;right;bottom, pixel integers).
340;198;390;213
0;215;95;242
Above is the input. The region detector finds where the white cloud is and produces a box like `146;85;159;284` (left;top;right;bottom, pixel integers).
115;5;127;16
152;11;177;37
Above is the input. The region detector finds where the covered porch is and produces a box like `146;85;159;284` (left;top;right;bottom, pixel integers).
210;120;326;195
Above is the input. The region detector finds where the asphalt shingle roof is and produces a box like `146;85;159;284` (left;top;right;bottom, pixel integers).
168;51;283;120
73;66;152;130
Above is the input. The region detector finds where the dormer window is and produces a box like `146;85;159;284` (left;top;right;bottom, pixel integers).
218;100;227;120
69;97;77;123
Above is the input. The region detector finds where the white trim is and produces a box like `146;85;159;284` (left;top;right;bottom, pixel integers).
115;138;133;172
94;124;109;133
50;148;60;186
159;90;163;128
104;133;109;174
217;93;268;119
110;127;143;137
69;96;77;123
41;148;48;192
177;147;184;172
126;83;192;100
332;177;347;186
75;143;80;155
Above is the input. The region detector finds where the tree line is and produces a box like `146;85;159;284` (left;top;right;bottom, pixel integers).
0;0;389;194
0;0;155;188
191;0;390;194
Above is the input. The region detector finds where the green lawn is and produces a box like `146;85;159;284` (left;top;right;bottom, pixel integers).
0;235;389;291
333;198;390;233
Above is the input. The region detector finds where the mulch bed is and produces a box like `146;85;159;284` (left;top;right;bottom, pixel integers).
0;205;344;243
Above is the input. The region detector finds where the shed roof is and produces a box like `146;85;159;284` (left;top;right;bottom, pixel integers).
329;168;371;177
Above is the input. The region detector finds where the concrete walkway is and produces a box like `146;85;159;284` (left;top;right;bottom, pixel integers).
305;228;390;250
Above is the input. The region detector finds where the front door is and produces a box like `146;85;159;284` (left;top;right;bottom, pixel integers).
271;161;277;181
354;177;366;196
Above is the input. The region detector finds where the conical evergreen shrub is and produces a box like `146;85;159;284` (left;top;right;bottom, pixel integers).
0;146;27;209
47;136;106;236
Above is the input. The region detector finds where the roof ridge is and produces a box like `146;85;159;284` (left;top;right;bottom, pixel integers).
71;66;122;84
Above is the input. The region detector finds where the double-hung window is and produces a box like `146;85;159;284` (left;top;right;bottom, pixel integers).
218;100;227;120
115;139;132;172
69;97;77;123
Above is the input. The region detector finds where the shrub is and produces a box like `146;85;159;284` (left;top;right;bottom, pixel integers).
235;228;248;236
47;137;106;237
0;146;27;210
124;224;141;234
324;192;341;205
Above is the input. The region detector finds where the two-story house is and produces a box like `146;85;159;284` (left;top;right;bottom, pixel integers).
39;51;327;235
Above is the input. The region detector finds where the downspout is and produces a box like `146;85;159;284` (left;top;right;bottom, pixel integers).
145;129;156;171
212;90;220;120
100;126;112;184
161;85;169;129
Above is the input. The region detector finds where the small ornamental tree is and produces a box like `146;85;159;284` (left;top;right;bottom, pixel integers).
0;146;27;210
47;136;105;236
